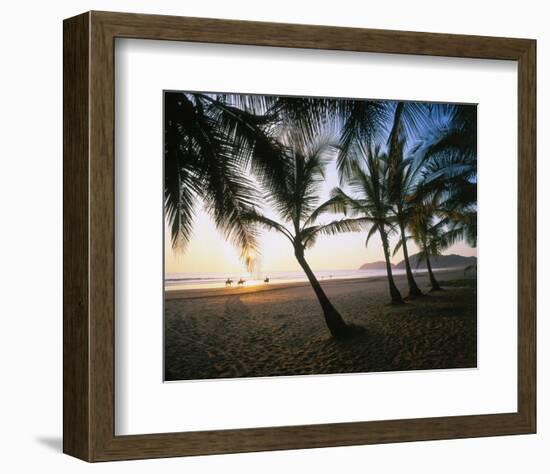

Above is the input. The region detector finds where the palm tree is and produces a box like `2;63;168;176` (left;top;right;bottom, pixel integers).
331;100;463;301
402;203;446;292
241;140;367;338
386;102;424;298
318;144;404;304
164;91;288;268
404;160;477;293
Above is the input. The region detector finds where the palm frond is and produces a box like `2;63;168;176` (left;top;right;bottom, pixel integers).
302;217;369;246
164;91;294;267
365;223;379;247
392;236;403;257
240;208;294;243
304;194;348;226
336;100;388;182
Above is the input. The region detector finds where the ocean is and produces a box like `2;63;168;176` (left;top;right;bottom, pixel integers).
164;268;410;291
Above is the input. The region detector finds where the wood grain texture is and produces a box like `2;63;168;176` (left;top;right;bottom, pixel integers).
96;413;532;461
88;11;116;460
517;40;537;432
63;12;91;461
94;10;532;59
62;10;537;462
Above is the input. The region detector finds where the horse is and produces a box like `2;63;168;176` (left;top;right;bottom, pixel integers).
237;278;245;287
263;277;270;284
225;278;233;287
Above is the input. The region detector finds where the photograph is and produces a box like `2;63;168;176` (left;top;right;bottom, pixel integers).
163;91;477;381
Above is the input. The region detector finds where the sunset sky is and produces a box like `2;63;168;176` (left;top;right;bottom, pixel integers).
164;158;476;276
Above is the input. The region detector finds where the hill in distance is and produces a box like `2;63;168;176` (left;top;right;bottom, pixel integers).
359;253;477;270
358;261;390;270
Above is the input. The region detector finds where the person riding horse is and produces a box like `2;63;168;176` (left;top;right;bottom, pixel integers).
225;278;233;287
237;278;245;286
263;277;270;284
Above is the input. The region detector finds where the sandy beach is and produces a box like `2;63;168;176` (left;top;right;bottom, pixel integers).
164;269;477;381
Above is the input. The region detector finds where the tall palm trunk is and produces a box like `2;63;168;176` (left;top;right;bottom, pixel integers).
424;248;442;292
398;219;423;298
380;229;403;304
294;248;349;338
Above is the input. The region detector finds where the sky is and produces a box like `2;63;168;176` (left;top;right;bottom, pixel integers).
164;158;476;276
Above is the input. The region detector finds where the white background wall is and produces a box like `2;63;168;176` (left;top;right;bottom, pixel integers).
0;0;546;472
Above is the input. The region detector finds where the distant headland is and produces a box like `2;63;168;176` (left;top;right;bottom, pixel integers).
359;253;477;270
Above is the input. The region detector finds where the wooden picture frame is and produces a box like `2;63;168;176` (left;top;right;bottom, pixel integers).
63;10;536;462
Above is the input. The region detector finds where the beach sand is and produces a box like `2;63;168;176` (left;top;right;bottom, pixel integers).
164;269;477;381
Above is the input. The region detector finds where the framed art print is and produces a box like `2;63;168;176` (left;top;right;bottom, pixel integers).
63;11;536;461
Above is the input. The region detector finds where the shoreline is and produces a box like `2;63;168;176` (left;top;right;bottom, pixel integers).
164;267;463;300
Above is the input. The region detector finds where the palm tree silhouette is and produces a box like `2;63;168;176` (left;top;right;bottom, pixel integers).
335;100;433;298
386;102;424;298
320;144;404;304
402;202;446;292
241;139;368;338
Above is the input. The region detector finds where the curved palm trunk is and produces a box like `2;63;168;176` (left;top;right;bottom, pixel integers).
398;220;423;298
295;249;349;338
380;229;403;304
424;250;442;292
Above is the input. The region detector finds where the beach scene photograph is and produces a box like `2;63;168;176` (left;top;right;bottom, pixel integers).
164;91;477;381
